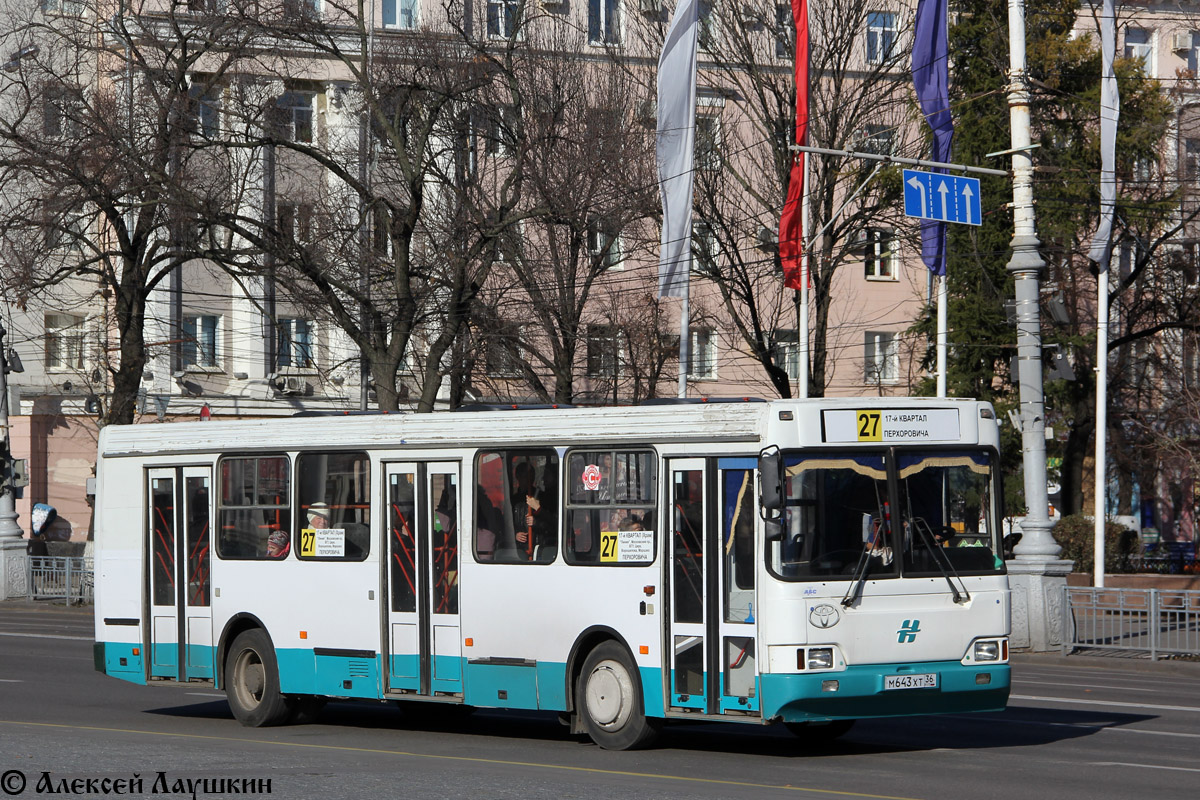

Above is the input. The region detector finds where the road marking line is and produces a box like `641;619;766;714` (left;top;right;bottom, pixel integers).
1011;694;1200;713
1014;679;1164;693
0;680;23;683
0;719;921;800
186;692;226;697
1091;762;1200;773
0;631;92;642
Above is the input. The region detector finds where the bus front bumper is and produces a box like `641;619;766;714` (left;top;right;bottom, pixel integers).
761;661;1010;722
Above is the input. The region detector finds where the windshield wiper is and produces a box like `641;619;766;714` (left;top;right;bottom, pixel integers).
842;488;892;608
909;515;970;603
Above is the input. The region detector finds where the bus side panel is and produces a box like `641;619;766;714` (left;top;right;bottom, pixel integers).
459;560;663;717
93;455;147;685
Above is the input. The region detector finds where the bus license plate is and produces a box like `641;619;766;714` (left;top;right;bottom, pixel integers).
884;673;938;690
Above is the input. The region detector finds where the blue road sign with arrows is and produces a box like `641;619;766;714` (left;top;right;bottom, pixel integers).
903;169;982;226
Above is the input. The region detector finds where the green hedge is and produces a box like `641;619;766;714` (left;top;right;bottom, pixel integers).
1051;514;1137;573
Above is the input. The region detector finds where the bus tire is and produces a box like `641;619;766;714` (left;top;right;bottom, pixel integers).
784;718;855;743
577;641;660;750
225;629;292;727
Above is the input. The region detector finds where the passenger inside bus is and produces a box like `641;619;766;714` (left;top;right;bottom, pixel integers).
266;530;290;558
512;461;555;560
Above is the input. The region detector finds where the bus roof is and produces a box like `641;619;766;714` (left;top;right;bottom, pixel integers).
96;396;993;459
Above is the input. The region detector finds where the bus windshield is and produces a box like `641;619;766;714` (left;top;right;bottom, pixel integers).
896;450;1004;576
767;452;897;581
766;448;1004;581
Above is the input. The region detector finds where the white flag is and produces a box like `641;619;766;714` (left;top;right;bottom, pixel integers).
1089;0;1119;265
656;0;699;298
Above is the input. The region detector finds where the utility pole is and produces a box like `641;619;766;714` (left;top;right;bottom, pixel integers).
1002;0;1073;651
0;321;29;599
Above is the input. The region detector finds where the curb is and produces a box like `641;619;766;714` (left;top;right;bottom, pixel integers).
1013;651;1200;676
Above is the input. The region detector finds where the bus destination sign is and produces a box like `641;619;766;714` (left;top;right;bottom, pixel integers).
822;408;961;444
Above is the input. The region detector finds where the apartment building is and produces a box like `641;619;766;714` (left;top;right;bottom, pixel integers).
1;0;954;541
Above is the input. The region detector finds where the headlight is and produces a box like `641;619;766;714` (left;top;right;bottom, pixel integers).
807;647;834;670
973;640;1000;662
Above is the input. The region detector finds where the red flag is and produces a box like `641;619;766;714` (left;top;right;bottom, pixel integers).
779;0;809;290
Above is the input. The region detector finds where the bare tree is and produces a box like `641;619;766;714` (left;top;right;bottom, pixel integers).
0;3;253;425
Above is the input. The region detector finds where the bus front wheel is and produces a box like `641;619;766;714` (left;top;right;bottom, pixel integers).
225;629;292;727
577;641;660;750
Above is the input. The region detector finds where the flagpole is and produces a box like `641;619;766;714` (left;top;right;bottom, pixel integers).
678;289;689;398
936;274;947;397
799;163;810;399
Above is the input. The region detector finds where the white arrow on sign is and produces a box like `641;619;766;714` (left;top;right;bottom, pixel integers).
906;175;927;214
937;180;950;222
962;183;975;225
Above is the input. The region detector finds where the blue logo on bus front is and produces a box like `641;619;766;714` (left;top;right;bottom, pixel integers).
897;619;921;643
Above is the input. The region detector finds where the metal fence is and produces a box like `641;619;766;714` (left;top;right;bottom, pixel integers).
1063;586;1200;660
26;556;93;604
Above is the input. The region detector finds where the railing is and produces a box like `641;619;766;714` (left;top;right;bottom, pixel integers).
26;556;93;605
1063;586;1200;660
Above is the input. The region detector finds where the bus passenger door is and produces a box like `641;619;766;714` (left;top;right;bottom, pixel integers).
667;459;708;711
384;462;462;697
667;458;761;717
716;460;760;715
147;466;213;682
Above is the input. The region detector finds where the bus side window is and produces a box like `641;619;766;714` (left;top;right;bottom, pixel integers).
564;449;656;566
295;452;371;562
216;455;291;560
475;449;559;564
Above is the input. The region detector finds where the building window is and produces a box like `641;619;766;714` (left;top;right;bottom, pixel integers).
275;91;314;143
864;331;899;383
587;325;622;378
277;317;314;369
183;315;220;369
486;325;524;377
1125;27;1153;74
1187;31;1200;74
772;329;800;380
692;220;718;274
45;313;86;371
295;452;370;561
485;105;517;156
775;4;793;59
187;84;221;139
188;0;225;13
588;217;622;270
1184;139;1200;181
277;203;313;244
698;0;717;51
282;0;319;18
382;0;417;28
42;87;80;139
858;124;896;156
688;328;717;380
695;115;722;171
41;0;84;15
863;228;897;279
866;11;898;65
487;0;520;38
588;0;620;45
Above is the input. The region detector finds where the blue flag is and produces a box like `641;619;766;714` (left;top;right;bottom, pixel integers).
912;0;952;276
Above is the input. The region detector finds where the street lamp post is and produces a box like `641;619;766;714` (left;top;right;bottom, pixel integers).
1003;0;1073;651
0;322;29;599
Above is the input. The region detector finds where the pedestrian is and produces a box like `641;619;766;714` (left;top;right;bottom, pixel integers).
28;503;55;597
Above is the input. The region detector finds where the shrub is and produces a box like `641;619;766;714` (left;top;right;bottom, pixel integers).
1052;514;1137;573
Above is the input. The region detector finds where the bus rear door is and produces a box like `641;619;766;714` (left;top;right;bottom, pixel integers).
147;466;213;682
667;458;760;717
383;462;462;697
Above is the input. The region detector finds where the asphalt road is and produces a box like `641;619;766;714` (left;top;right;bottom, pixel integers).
2;602;1198;800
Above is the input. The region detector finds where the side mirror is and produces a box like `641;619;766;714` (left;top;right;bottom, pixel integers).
758;446;783;519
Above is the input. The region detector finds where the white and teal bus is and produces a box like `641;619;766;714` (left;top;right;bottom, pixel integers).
93;397;1010;749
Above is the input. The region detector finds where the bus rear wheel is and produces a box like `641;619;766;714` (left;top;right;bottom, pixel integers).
226;629;292;727
784;719;855;743
577;641;660;750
